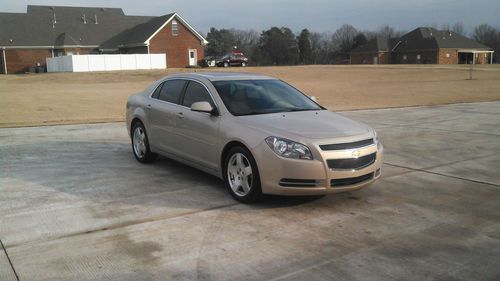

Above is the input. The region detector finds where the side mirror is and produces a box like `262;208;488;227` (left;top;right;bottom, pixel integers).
191;101;217;115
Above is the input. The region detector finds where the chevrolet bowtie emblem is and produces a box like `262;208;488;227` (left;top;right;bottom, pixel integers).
351;149;361;158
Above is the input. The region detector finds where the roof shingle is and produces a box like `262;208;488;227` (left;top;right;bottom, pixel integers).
0;5;181;50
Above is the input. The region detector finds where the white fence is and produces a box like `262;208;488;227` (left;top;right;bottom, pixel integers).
46;54;167;73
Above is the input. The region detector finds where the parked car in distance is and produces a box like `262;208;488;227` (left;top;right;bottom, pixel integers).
126;72;383;203
216;52;248;67
199;56;217;67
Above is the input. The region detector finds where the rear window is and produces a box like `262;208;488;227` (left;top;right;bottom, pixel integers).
156;79;186;104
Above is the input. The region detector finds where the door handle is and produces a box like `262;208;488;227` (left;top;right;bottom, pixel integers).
176;112;184;119
146;104;152;110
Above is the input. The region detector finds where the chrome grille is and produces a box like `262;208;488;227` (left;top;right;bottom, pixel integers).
320;139;374;151
331;172;374;187
327;153;376;170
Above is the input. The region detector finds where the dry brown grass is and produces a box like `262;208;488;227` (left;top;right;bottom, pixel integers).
1;65;499;128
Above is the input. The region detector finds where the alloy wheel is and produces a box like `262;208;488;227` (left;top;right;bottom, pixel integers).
133;126;147;158
227;153;253;196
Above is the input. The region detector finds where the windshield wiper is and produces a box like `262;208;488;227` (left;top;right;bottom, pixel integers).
284;108;320;112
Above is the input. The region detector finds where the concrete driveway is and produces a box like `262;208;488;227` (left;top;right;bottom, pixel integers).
1;102;499;281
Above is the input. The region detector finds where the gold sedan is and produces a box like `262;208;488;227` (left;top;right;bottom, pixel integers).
126;73;383;203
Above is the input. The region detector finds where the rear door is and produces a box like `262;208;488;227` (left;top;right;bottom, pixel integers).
173;80;221;170
148;79;187;154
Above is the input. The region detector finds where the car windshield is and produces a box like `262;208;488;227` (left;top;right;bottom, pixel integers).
212;79;322;116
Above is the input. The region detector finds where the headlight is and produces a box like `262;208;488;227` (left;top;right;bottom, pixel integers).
373;130;382;149
265;137;313;160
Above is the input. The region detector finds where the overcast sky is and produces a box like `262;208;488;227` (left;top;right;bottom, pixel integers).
1;0;499;35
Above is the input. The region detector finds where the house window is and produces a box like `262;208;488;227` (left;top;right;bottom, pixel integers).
446;53;450;58
172;20;179;36
416;54;421;60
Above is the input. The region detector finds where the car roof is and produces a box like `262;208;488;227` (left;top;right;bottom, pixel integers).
168;72;276;82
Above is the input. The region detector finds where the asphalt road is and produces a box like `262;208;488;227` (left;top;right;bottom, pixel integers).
1;102;499;281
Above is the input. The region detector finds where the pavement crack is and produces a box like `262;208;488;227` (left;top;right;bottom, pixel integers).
5;202;239;249
384;162;500;187
1;239;20;281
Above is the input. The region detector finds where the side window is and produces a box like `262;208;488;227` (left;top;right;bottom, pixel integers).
151;83;163;99
182;81;215;108
158;79;186;104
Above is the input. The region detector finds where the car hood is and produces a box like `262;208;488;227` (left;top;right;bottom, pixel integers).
237;110;372;140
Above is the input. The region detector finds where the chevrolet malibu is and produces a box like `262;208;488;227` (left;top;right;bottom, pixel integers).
126;73;383;203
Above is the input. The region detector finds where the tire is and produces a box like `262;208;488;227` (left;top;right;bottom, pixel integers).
241;62;247;67
224;146;262;203
223;62;229;67
131;122;157;163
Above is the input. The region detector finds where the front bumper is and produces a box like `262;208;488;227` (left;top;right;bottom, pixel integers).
253;140;383;196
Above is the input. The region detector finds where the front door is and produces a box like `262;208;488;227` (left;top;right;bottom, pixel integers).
188;49;197;66
175;80;220;170
148;79;187;154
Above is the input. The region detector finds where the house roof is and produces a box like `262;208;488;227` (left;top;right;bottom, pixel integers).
0;5;207;49
350;37;398;53
393;27;491;52
350;27;491;55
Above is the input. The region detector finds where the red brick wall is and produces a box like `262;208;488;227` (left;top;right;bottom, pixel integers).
148;18;205;68
0;49;5;74
392;51;438;64
378;53;389;64
4;48;96;74
350;52;389;64
5;49;52;74
438;49;458;64
351;53;376;64
474;52;490;64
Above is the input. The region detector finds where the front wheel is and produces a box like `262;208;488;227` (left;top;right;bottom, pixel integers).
224;147;262;203
223;62;229;67
131;122;157;163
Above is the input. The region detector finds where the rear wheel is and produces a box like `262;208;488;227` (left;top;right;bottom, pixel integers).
224;147;262;203
223;62;229;67
131;122;157;163
241;62;247;67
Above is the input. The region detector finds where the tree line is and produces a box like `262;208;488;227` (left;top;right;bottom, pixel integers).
204;23;500;65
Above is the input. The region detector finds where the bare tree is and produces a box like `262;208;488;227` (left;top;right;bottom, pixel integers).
332;24;358;53
441;23;451;31
310;32;334;64
364;25;405;40
452;22;465;35
442;22;466;36
472;24;499;62
230;29;259;60
377;25;399;38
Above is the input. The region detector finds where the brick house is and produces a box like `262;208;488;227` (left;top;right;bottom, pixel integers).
0;5;208;74
349;37;398;64
350;27;494;65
